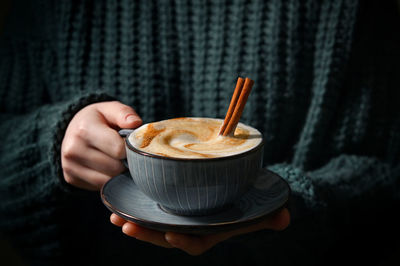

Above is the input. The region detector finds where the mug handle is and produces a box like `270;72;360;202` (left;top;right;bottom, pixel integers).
118;129;135;138
118;129;135;168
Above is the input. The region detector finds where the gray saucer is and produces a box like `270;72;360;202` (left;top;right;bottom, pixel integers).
101;169;290;234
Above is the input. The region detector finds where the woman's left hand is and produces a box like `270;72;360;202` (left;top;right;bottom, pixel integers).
110;208;290;255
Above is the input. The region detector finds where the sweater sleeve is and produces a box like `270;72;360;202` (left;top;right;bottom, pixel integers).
268;154;400;216
233;157;399;265
0;92;114;237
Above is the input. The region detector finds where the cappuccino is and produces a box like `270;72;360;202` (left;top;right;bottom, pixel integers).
129;117;262;158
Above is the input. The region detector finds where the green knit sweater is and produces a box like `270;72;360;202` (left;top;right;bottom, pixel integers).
1;0;399;265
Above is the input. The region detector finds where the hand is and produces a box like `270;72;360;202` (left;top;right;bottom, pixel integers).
61;101;142;190
110;208;290;255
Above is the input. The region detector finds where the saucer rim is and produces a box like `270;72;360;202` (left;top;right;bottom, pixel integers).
100;169;290;232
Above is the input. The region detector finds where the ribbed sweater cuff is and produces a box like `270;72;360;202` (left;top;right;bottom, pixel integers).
268;155;400;218
48;92;115;193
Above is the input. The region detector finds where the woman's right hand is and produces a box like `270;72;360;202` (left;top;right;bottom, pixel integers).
61;101;142;190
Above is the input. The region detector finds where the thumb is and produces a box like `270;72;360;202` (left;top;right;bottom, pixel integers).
95;101;143;129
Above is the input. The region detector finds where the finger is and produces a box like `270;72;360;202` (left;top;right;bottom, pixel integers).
62;160;112;190
110;213;126;227
85;121;127;159
262;207;291;231
64;113;127;160
63;171;98;191
207;208;290;241
165;208;290;256
70;147;126;176
94;101;142;129
62;139;96;190
165;233;214;256
208;208;290;241
121;222;173;249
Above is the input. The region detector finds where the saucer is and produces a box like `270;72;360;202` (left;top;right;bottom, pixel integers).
101;169;290;235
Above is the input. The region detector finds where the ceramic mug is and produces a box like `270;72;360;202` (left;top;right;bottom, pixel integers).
119;129;264;216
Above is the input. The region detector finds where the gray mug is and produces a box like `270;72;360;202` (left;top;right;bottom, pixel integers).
119;129;264;216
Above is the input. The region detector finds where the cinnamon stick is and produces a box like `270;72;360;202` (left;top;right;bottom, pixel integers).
219;77;245;135
222;77;254;136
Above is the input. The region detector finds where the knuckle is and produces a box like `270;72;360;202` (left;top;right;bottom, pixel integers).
61;140;78;160
93;178;108;189
119;104;134;114
112;141;126;159
109;161;125;175
62;162;74;176
118;105;135;117
63;172;75;185
75;122;89;139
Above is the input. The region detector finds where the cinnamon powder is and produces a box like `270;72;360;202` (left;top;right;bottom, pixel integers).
140;124;166;148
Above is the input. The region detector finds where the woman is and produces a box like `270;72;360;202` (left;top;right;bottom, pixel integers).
1;0;399;265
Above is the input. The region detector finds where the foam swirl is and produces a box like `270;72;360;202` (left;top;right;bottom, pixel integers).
129;117;262;158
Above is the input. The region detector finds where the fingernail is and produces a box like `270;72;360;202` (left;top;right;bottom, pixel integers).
121;223;129;234
110;214;117;225
121;223;137;239
165;234;180;247
126;115;139;123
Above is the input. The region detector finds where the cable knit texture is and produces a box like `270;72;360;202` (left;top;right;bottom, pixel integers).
0;0;399;265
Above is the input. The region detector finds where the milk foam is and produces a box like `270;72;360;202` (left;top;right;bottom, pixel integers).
128;117;262;159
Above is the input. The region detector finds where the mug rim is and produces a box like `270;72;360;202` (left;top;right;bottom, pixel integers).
125;132;265;162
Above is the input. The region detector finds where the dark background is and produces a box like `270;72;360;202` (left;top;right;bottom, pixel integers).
0;1;399;265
